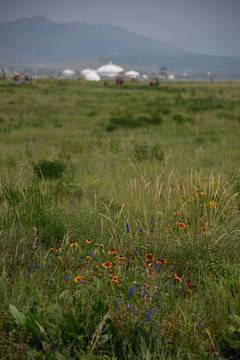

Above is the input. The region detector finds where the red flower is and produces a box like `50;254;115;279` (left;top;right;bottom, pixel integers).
156;258;167;264
145;261;152;267
145;254;154;261
108;248;117;255
74;276;83;283
178;222;185;229
102;262;112;268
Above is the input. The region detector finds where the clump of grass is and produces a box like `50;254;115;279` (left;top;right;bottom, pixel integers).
106;112;162;131
134;142;164;161
33;159;65;179
172;114;194;125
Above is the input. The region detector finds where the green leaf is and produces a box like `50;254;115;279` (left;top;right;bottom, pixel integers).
228;325;237;332
9;304;26;326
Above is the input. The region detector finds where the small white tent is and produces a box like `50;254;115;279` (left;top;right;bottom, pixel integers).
125;70;140;79
62;69;76;77
84;70;101;82
142;74;148;80
80;68;94;76
97;61;124;78
168;74;175;80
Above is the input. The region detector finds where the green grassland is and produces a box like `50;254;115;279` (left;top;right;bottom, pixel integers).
0;79;240;359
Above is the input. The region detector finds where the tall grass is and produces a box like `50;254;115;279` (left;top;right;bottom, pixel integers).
0;79;240;359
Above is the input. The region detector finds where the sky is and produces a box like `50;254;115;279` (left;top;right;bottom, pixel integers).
1;0;240;40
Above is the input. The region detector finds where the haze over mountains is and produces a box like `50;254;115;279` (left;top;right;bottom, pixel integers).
0;16;240;75
165;28;240;58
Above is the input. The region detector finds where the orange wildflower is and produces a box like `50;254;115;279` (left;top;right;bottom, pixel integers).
145;254;154;261
70;243;78;248
173;211;180;215
174;274;182;283
108;248;117;255
50;248;58;252
178;222;185;229
156;258;167;264
86;239;92;244
86;256;91;260
117;255;126;260
102;261;112;268
172;261;176;265
145;261;152;267
74;276;83;283
112;276;119;283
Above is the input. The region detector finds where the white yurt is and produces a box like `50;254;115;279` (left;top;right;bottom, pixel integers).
80;68;94;76
125;70;140;79
84;70;101;82
62;69;76;77
168;74;175;80
97;61;124;78
142;74;148;80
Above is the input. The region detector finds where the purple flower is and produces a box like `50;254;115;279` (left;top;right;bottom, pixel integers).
115;298;122;306
70;200;74;205
64;273;71;281
128;285;137;298
150;220;154;225
144;309;154;322
51;345;58;353
168;281;174;292
126;222;130;232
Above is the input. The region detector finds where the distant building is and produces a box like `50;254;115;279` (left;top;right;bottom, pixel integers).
97;61;124;78
62;69;76;77
125;70;140;80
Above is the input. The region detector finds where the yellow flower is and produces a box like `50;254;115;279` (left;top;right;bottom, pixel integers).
70;243;78;248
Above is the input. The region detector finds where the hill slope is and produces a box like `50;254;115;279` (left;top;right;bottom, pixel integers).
0;16;240;75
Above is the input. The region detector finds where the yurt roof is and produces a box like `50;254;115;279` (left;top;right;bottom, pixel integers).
85;70;101;82
62;69;75;76
125;70;140;77
97;62;124;77
80;68;94;76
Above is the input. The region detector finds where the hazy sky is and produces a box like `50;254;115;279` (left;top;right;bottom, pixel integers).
1;0;240;40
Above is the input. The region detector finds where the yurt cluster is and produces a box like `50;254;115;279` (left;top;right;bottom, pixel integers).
61;62;145;82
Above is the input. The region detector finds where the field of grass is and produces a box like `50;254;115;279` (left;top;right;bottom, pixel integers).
0;78;240;359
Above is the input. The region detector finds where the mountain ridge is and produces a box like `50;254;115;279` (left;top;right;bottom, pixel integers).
0;16;240;75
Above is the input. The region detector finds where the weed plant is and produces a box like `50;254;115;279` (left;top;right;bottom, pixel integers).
0;79;240;359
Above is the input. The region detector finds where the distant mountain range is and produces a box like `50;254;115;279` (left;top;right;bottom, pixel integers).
0;16;240;76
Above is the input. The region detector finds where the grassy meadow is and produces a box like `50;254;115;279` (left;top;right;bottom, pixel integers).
0;78;240;359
